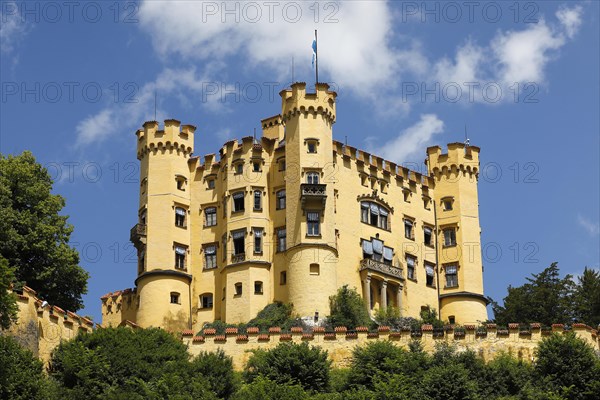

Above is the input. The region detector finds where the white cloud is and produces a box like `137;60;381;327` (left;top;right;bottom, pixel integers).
577;214;600;236
0;9;32;55
75;67;218;147
556;5;583;39
138;1;409;97
368;114;444;164
434;40;485;86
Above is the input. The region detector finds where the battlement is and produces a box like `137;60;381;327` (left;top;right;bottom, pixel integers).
261;114;284;141
279;82;337;124
135;119;195;160
6;287;94;366
181;323;599;370
426;142;480;177
333;140;435;187
100;287;138;328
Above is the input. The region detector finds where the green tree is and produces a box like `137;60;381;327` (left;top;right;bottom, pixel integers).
243;342;331;393
247;302;303;331
190;349;239;399
347;340;406;389
0;335;49;400
419;363;479;400
482;352;533;397
492;263;575;325
327;285;370;329
572;267;600;326
49;327;219;399
0;255;18;329
534;332;600;399
232;376;308;400
0;151;89;311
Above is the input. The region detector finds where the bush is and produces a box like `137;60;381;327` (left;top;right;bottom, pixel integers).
347;340;406;389
49;327;222;399
232;376;308;400
190;349;239;399
243;342;331;393
0;335;49;400
534;332;600;399
327;285;370;329
419;363;479;400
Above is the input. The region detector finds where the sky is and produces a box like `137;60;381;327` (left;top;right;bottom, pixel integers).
1;0;598;322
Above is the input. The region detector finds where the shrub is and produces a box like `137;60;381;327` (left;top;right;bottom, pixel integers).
327;285;370;329
232;376;308;400
243;342;331;393
419;363;479;400
190;349;238;399
0;335;49;400
347;340;406;389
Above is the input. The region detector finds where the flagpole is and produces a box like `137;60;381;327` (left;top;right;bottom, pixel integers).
315;29;319;85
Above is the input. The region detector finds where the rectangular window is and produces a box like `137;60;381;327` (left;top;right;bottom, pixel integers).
207;179;215;189
406;255;416;280
253;190;262;210
222;234;227;261
253;162;260;172
307;212;320;236
310;263;320;275
307;172;319;184
444;228;457;247
404;219;414;239
175;246;186;269
232;230;245;255
280;271;287;285
170;292;180;304
383;246;393;265
276;190;286;210
277;228;286;252
424;226;433;246
253;228;263;254
307;141;317;153
174;207;186;227
235;163;243;175
443;199;453;211
361;203;369;223
254;281;263;294
233;191;245;212
279;159;286;171
234;282;242;296
379;207;388;230
425;263;435;287
222;197;227;218
200;293;213;309
445;265;458;288
205;207;217;227
204;245;217;269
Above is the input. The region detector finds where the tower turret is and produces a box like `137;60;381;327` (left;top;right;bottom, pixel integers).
426;143;488;324
131;119;196;331
280;82;338;321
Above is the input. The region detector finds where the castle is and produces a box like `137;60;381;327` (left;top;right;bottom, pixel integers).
101;82;488;332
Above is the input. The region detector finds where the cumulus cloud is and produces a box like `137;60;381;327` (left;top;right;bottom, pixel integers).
556;5;583;39
369;114;444;164
137;1;415;97
75;67;219;147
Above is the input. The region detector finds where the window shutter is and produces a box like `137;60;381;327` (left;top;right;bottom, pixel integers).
233;192;244;199
175;207;186;216
426;265;434;276
175;246;186;255
232;230;245;239
372;239;383;254
307;212;319;222
369;203;380;215
277;228;286;238
379;207;388;217
205;245;216;255
446;265;457;274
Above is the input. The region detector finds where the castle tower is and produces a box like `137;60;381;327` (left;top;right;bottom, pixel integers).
280;82;338;321
426;143;488;324
131;119;196;331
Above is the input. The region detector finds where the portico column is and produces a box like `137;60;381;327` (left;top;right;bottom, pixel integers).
364;274;372;317
381;280;388;309
397;285;403;314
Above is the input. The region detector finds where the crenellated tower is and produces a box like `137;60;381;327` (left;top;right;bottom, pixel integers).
426;143;488;324
280;82;338;321
131;119;196;331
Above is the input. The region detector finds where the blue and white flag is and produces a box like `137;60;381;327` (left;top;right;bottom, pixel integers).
312;38;317;68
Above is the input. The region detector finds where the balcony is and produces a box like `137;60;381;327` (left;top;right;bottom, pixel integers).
360;258;404;280
130;223;147;246
300;183;327;208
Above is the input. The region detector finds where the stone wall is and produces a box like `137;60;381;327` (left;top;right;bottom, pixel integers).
2;287;94;366
182;324;600;370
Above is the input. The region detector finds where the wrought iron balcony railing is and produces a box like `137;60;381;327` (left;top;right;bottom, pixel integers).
300;183;327;208
360;258;404;280
231;253;246;264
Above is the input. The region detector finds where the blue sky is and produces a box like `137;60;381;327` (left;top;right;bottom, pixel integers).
1;0;598;322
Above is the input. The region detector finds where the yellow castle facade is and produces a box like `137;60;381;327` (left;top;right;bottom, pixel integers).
101;82;488;332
